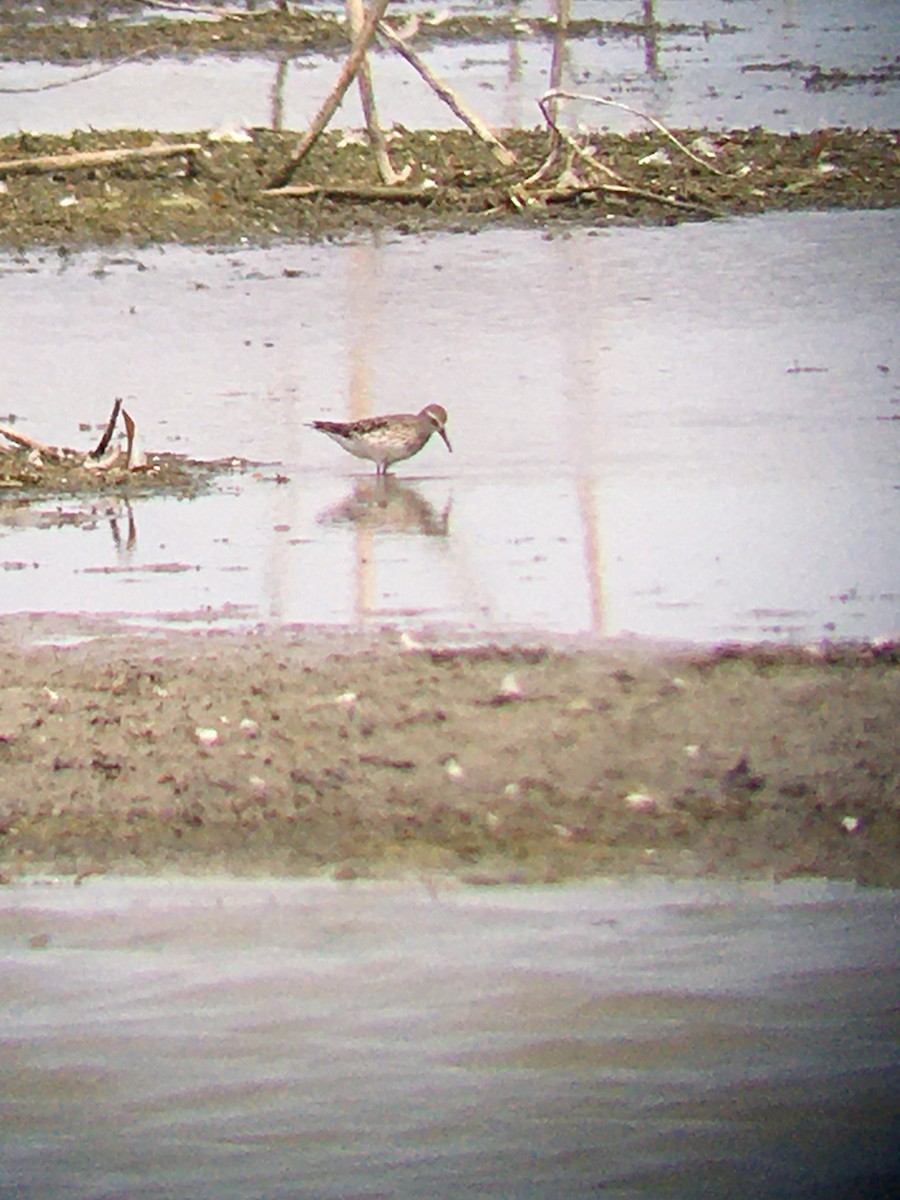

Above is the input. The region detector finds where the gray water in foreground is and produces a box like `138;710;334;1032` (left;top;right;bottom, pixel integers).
2;210;897;645
1;876;899;1199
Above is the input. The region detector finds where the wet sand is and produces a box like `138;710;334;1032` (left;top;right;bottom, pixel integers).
1;628;897;886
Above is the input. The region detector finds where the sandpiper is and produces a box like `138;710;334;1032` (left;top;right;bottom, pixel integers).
310;404;452;475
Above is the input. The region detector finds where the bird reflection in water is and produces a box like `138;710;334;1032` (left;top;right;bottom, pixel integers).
316;476;451;538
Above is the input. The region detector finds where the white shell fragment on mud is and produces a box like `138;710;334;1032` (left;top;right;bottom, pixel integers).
444;757;464;781
624;791;657;813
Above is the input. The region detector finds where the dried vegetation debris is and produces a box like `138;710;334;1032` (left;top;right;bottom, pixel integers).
0;637;897;886
0;400;243;497
1;126;897;250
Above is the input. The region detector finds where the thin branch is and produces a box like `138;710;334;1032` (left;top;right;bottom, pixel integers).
91;398;122;460
347;0;408;185
542;88;729;176
266;0;392;189
0;142;202;178
0;51;151;96
0;425;61;456
540;181;718;215
262;182;436;201
377;20;515;168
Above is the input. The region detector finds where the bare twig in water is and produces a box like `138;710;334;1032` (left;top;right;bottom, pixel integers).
0;425;61;457
346;0;409;185
266;0;392;189
0;142;202;178
123;409;147;469
91;398;123;460
377;20;516;168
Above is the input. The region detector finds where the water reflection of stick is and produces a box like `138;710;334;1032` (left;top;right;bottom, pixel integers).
377;21;516;167
267;0;392;189
547;0;571;126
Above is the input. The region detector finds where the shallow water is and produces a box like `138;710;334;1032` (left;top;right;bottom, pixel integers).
2;209;898;644
1;0;898;137
1;875;898;1199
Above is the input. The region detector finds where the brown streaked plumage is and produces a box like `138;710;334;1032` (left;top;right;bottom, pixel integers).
310;404;452;475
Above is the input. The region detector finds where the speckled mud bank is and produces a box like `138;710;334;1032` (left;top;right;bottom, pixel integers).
1;632;897;885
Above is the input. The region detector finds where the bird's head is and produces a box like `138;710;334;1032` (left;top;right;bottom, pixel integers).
421;404;452;452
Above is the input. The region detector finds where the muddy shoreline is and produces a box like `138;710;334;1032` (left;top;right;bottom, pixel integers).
1;126;897;250
1;631;897;887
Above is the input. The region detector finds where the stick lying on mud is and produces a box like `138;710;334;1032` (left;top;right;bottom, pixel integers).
262;182;435;200
0;424;59;456
0;142;202;178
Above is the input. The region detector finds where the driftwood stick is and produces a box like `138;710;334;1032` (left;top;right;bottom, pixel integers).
262;182;435;201
0;142;202;178
91;397;122;459
541;88;728;176
0;424;60;455
267;0;392;189
377;21;516;168
542;181;718;215
0;51;151;96
536;93;625;184
123;408;145;469
346;0;407;185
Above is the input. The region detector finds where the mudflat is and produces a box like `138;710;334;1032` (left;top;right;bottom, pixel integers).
1;629;896;886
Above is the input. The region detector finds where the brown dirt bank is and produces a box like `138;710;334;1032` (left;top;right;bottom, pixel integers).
1;127;898;250
1;631;897;887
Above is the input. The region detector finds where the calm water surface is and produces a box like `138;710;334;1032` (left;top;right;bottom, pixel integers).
1;0;898;135
1;210;897;644
2;875;899;1199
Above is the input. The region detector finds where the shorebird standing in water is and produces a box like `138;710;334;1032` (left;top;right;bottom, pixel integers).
310;404;452;475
